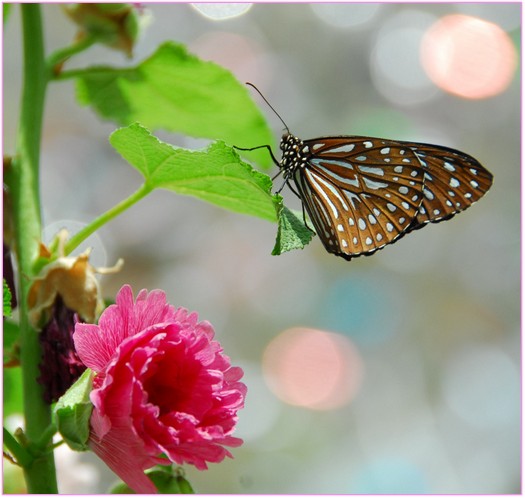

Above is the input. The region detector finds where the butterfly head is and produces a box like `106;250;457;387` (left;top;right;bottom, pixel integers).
279;133;311;177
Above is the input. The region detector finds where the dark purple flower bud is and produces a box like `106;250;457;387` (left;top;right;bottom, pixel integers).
38;296;87;404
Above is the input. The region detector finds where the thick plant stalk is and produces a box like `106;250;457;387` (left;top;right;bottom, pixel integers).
5;5;58;493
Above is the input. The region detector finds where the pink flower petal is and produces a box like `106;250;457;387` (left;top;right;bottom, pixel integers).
89;420;162;493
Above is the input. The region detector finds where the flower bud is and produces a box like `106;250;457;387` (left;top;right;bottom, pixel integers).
37;296;87;404
63;4;142;57
29;243;123;403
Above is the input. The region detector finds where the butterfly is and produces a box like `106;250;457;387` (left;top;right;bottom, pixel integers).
238;83;493;261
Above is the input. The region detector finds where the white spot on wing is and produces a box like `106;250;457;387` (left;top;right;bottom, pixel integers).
363;178;389;190
358;165;385;176
424;189;434;200
321;143;355;154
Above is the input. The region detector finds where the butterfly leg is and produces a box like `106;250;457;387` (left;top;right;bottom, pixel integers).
301;203;316;234
233;144;281;167
281;179;316;233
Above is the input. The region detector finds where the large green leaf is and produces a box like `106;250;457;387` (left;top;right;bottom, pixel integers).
75;41;275;167
109;123;278;222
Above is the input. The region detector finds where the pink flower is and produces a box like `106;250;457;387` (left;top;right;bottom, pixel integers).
73;285;246;493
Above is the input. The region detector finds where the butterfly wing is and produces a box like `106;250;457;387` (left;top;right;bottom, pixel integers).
291;136;492;260
293;137;427;259
405;142;493;233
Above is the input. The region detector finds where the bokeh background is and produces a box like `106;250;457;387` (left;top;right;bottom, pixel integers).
3;3;521;494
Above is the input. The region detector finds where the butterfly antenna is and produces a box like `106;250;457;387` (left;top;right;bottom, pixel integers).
246;82;290;134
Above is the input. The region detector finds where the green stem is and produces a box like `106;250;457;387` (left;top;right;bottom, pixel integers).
35;423;58;451
53;65;114;82
64;183;152;255
46;35;97;76
3;428;32;468
4;5;58;493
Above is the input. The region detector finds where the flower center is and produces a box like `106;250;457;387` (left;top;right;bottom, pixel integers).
142;343;210;417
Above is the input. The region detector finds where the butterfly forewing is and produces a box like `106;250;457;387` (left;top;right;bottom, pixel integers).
293;137;427;258
280;134;492;260
406;143;493;232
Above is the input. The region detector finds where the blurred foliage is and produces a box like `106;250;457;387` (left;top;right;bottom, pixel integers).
4;366;23;417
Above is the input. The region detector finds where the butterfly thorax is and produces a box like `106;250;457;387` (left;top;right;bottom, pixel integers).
279;133;311;179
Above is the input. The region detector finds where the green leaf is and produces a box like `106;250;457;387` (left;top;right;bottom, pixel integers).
110;467;195;494
3;279;12;317
54;369;94;451
272;205;315;255
74;41;275;168
109;123;279;222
